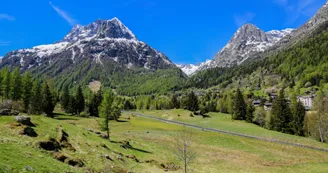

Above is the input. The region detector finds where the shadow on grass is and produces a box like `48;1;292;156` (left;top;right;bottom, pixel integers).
116;119;129;123
110;140;152;154
54;116;80;121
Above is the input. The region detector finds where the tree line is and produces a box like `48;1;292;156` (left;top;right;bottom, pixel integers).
0;67;57;117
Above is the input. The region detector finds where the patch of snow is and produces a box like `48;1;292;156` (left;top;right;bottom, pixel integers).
71;49;76;63
34;42;69;58
20;57;24;66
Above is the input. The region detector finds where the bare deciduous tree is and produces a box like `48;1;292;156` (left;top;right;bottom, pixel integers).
173;127;197;173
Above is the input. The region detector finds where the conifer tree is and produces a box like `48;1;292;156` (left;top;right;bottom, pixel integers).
10;67;22;101
246;103;255;123
60;86;70;112
184;91;199;112
269;89;293;133
232;88;246;120
293;101;306;136
170;94;180;109
75;86;85;115
30;79;43;115
42;82;55;117
99;90;115;140
2;67;10;99
67;95;77;115
22;72;33;112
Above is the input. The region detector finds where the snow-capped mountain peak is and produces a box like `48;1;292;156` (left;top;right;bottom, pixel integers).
62;17;137;42
176;59;212;76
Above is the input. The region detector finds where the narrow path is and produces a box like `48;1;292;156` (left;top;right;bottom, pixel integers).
127;112;328;153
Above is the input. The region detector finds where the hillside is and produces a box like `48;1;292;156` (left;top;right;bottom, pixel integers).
1;112;328;173
0;18;186;95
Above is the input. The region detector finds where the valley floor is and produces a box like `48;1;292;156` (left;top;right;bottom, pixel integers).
1;111;328;172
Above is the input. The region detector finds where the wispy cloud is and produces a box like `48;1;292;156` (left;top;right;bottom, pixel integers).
0;14;15;21
49;1;78;26
274;0;320;24
0;41;11;46
234;12;256;26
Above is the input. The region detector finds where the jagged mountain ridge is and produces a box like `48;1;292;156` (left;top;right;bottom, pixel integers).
207;24;294;68
1;18;185;95
178;26;293;73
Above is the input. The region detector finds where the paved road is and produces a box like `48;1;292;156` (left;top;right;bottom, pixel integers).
127;112;328;153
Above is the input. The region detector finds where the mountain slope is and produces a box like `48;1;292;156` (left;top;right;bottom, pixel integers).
1;18;185;95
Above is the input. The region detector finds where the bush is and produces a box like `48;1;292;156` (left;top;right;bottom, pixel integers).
253;107;266;127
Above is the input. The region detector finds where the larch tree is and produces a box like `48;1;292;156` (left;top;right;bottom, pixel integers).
232;88;246;120
2;67;10;99
10;67;22;101
75;86;85;115
99;90;115;140
173;127;197;173
30;79;43;115
21;72;33;113
60;86;70;112
42;82;55;118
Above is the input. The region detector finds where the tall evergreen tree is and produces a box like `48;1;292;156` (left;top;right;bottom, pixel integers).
60;86;70;112
30;79;43;115
2;67;11;99
269;89;293;133
42;82;55;117
99;90;115;140
246;103;255;123
232;89;246;120
10;67;22;101
89;90;103;117
184;91;199;112
293;101;306;136
75;86;85;115
21;72;33;112
67;95;77;115
170;94;180;109
0;69;4;99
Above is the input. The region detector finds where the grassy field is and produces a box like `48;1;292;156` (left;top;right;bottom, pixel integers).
131;109;328;150
1;113;328;173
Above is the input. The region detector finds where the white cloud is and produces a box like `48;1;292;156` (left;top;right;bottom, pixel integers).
0;14;15;21
234;12;256;26
49;1;78;26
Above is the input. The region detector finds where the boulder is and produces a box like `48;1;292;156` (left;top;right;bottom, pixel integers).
15;116;31;126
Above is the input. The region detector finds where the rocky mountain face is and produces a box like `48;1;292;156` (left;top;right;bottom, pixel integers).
206;24;293;68
1;18;174;72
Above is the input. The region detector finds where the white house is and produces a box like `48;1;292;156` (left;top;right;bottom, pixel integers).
298;95;315;110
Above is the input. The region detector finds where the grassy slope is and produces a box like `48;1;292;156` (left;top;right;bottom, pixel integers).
1;114;328;172
133;109;328;150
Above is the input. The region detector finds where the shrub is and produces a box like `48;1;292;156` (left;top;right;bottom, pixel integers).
253;107;266;127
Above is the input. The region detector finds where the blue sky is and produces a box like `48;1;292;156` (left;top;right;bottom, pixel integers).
0;0;326;64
